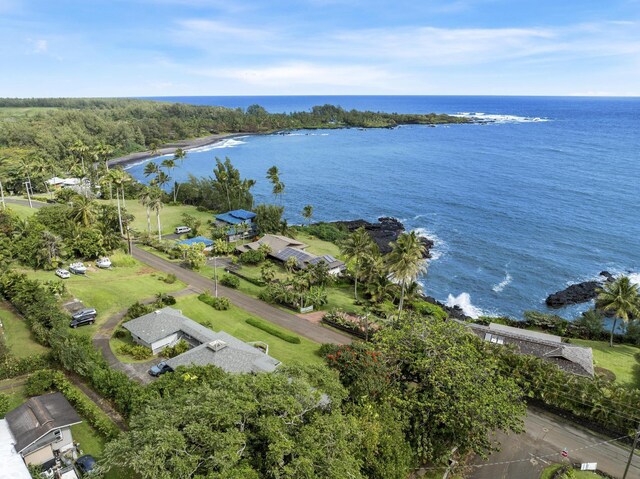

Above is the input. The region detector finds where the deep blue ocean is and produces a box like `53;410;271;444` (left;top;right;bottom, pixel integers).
130;96;640;319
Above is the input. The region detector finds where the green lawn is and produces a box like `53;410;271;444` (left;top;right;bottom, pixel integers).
0;302;49;358
20;252;186;334
174;294;323;365
295;231;343;258
0;378;28;410
4;203;37;220
571;338;640;387
98;200;215;236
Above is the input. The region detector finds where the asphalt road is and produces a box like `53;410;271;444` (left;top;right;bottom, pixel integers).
470;405;640;479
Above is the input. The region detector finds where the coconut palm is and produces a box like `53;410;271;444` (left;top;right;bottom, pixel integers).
138;187;153;236
597;276;640;347
161;157;178;202
153;171;171;191
144;161;160;179
266;165;285;204
387;231;427;319
70;194;97;227
69;140;90;176
93;143;114;198
340;227;376;301
302;205;313;226
149;187;164;241
107;168;129;235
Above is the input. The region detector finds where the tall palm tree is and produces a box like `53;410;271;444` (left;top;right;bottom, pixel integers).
107;168;129;235
70;195;97;227
161;157;178;202
387;231;427;319
154;171;171;191
144;161;160;179
597;276;640;347
340;227;376;301
93;143;114;198
138;187;153;236
69;140;90;176
302;205;313;226
266;165;285;204
149;187;164;241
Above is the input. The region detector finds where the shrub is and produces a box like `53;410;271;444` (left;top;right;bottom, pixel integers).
0;393;10;418
161;340;190;358
198;292;231;310
25;369;58;396
117;343;153;360
155;293;176;306
110;253;137;268
123;301;154;322
112;327;131;340
0;354;51;380
305;222;349;243
411;300;447;320
240;249;266;265
246;317;301;344
221;273;240;289
163;273;177;284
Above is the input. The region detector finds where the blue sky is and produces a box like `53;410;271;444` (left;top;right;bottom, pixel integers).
1;0;639;96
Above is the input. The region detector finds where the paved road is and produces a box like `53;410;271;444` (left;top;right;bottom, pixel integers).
132;245;352;345
470;405;640;479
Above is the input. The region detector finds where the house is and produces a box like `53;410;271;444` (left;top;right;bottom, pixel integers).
177;236;214;249
123;307;280;373
0;419;30;479
238;234;346;275
4;392;82;468
464;321;595;377
215;209;257;241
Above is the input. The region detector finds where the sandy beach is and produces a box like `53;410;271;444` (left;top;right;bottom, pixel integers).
107;133;240;168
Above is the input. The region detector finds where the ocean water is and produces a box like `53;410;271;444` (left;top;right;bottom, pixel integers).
130;96;640;319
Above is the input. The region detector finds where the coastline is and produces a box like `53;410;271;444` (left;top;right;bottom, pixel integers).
107;133;243;168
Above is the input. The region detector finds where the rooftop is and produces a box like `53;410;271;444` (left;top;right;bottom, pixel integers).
123;307;216;345
237;234;308;254
177;236;214;247
5;392;82;454
0;420;30;479
216;209;257;225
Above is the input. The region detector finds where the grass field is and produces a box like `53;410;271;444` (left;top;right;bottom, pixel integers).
0;107;57;119
174;294;323;365
3;203;37;219
20;252;186;335
0;302;49;358
294;231;343;258
571;339;640;387
96;199;215;236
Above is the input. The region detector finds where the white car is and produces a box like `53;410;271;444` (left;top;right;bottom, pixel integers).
96;257;112;269
175;226;192;234
55;269;70;279
69;262;87;275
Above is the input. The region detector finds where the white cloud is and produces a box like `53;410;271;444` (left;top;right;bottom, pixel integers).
175;18;272;42
28;38;48;54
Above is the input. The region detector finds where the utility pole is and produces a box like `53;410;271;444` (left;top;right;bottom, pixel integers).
622;422;640;479
0;179;5;209
213;255;218;297
24;180;33;208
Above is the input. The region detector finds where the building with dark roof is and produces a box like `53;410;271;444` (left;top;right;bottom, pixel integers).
4;392;82;467
123;307;280;373
464;321;594;377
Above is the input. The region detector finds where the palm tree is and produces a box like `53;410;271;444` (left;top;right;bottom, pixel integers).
144;161;160;179
70;195;97;227
302;205;313;226
154;171;171;191
161;157;178;202
107;168;129;235
138;187;153;236
266;165;285;204
149;187;164;241
93;143;114;198
340;227;376;301
69;140;90;176
386;231;427;319
597;276;640;347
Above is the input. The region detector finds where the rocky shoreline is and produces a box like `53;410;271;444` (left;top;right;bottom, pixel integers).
328;217;434;257
545;271;614;308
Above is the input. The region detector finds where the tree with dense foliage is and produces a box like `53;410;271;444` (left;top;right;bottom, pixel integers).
103;365;366;479
386;231;426;318
597;276;640;347
69;194;97;227
374;317;525;464
213;157;255;211
254;203;284;235
340;227;377;302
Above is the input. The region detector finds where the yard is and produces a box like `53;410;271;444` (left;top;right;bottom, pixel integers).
571;339;640;388
20;252;186;334
172;294;324;365
0;302;49;358
3;203;38;220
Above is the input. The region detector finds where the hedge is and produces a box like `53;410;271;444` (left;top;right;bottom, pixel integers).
0;354;51;380
198;292;231;310
245;317;301;344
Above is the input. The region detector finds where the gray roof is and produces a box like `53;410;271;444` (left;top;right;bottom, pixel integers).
236;234;307;254
464;321;594;377
5;392;82;453
165;331;281;373
123;307;216;345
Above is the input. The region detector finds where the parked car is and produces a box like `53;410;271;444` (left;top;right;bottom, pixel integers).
69;308;97;328
69;262;87;275
55;268;71;279
75;454;96;476
175;226;192;234
149;361;173;377
95;257;111;268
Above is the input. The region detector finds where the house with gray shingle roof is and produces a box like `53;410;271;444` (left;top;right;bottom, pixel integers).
463;321;594;377
4;392;82;468
123;307;280;373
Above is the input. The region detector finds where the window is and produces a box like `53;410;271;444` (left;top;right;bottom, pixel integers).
484;333;504;345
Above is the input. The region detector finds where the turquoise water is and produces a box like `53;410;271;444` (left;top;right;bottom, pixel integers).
129;96;640;319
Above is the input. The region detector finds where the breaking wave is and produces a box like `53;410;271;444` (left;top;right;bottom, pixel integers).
446;292;484;319
454;112;550;123
492;273;513;293
413;228;446;261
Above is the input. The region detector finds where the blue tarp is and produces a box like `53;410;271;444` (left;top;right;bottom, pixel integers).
178;236;214;247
